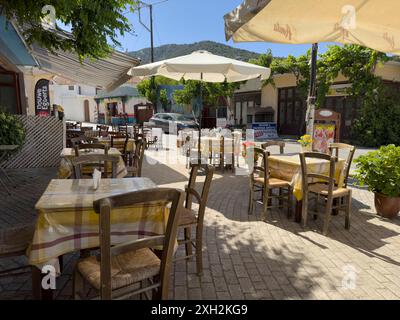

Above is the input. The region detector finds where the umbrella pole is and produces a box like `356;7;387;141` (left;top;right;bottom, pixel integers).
198;73;203;165
305;43;318;138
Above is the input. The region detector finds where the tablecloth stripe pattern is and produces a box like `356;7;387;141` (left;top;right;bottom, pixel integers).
28;201;169;265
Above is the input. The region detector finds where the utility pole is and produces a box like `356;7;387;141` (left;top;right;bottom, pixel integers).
149;4;154;63
138;2;156;111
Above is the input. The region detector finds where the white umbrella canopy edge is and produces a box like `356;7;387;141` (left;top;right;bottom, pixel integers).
128;50;271;82
224;0;400;55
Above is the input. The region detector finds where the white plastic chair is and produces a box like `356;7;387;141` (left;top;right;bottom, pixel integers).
151;127;163;150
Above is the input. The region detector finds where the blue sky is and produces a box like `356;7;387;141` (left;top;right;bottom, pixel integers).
116;0;332;57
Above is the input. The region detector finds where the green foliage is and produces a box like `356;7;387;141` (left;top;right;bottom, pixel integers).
351;86;400;147
0;0;138;60
129;41;261;64
172;81;241;107
159;89;169;109
354;145;400;197
0;111;25;147
137;76;178;106
253;45;389;107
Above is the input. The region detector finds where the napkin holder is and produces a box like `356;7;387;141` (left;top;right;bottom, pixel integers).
92;168;102;190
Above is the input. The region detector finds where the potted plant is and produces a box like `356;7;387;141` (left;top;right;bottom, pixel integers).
0;110;25;149
298;134;313;152
354;145;400;219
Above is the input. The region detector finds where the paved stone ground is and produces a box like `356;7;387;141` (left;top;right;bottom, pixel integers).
1;141;399;300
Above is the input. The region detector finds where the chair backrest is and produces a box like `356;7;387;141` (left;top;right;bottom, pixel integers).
248;146;268;174
74;143;109;157
132;138;146;177
72;154;118;178
328;143;356;188
118;124;128;134
299;152;336;198
93;188;184;300
111;135;128;155
185;165;214;225
261;140;285;154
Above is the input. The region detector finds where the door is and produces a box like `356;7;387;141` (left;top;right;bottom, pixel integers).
84;99;90;122
278;87;306;136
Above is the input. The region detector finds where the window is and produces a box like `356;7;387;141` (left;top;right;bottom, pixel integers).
247;114;253;124
0;69;20;114
78;86;82;95
68;85;74;91
217;107;227;118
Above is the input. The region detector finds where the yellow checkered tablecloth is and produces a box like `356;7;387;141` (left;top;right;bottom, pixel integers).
58;148;127;179
28;178;168;266
268;154;346;200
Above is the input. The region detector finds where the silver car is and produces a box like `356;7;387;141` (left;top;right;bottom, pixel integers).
149;113;198;133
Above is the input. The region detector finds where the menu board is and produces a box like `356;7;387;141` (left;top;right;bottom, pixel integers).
312;123;335;153
251;122;278;141
35;79;51;116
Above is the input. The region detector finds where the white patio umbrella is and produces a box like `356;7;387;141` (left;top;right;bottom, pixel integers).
224;0;400;136
129;50;270;163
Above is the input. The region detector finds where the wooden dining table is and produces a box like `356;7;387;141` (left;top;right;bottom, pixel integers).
268;153;346;222
29;177;169;299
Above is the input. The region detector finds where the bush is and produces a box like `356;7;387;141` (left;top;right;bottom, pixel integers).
0;110;25;147
352;87;400;147
353;145;400;197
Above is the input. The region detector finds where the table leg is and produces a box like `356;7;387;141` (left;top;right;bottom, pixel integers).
295;200;302;223
31;266;54;300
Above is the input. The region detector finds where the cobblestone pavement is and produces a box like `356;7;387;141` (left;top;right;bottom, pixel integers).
1;142;399;300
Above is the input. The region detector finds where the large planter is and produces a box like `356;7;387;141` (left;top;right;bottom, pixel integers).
374;193;400;219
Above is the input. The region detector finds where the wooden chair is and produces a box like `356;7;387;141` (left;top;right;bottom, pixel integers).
328;143;356;188
96;125;109;137
111;135;128;163
74;143;109;157
72;154;118;179
72;188;184;300
261;140;285;154
118;124;128;135
175;165;214;275
127;138;146;177
0;223;35;279
248;147;292;219
299;152;352;235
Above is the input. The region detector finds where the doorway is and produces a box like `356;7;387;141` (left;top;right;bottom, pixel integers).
84;99;90;122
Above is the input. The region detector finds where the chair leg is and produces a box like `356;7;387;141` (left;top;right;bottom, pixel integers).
184;227;193;257
195;225;203;276
248;184;254;215
72;269;84;300
345;191;352;230
302;193;308;228
287;186;292;218
323;197;334;236
262;187;269;220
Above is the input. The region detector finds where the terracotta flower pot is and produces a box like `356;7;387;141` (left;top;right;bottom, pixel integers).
374;193;400;219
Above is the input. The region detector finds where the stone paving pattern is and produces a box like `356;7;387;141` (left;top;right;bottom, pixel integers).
0;141;399;300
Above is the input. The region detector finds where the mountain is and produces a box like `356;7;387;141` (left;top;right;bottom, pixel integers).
128;41;260;64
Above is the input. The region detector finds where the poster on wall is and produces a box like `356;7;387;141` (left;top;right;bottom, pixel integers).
312;123;335;153
251;122;278;141
35;79;51;116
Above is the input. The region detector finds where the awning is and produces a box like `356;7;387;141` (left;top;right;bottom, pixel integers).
30;43;140;91
12;21;140;91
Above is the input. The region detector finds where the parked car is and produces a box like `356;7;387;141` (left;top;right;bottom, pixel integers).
149;113;198;133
